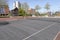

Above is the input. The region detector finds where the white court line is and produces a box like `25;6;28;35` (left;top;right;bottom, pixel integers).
23;23;56;40
53;32;60;40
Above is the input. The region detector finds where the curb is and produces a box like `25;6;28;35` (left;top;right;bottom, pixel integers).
53;32;60;40
6;19;18;22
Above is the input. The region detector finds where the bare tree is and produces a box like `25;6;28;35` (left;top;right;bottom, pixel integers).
44;2;50;12
35;5;41;12
0;0;7;5
21;2;29;19
21;2;29;13
35;5;41;16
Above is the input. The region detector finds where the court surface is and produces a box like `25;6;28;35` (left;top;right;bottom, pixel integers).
0;18;60;40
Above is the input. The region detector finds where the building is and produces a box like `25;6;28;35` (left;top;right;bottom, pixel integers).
11;7;18;16
55;11;60;16
11;1;21;16
0;5;9;16
28;8;36;15
13;1;21;9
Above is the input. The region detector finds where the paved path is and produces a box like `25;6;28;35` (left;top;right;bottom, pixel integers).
0;18;60;40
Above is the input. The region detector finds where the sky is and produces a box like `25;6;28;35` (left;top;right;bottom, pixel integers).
7;0;60;12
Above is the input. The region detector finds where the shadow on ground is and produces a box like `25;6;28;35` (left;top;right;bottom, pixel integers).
0;21;10;26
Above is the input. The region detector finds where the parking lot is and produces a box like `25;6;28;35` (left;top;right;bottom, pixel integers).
0;18;60;40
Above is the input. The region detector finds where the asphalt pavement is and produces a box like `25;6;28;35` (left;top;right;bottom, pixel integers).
0;18;60;40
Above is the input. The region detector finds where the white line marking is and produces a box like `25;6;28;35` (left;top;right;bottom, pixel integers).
53;32;60;40
23;23;56;40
